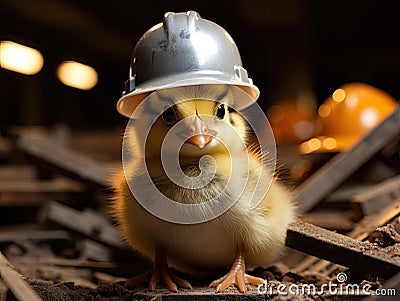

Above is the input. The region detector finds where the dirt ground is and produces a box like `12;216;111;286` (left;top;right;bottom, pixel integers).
25;262;385;301
8;224;400;300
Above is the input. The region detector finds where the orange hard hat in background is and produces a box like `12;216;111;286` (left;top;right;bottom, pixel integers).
300;82;399;154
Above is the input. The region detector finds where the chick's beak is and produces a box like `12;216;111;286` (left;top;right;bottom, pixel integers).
179;115;214;149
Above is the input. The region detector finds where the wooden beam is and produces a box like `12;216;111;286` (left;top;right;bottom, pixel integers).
0;229;70;243
292;199;400;276
0;178;86;206
16;134;111;188
42;201;126;250
352;175;400;217
286;221;400;279
301;210;354;231
349;199;400;241
0;253;41;301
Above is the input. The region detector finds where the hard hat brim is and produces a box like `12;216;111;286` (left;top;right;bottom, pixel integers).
117;74;260;118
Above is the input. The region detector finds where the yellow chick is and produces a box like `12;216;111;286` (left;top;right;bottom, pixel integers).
111;84;296;293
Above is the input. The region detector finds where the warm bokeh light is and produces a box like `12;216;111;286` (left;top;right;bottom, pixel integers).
0;40;44;75
57;61;98;90
318;104;331;118
300;137;322;154
332;88;346;102
308;138;321;151
300;141;312;154
322;137;337;150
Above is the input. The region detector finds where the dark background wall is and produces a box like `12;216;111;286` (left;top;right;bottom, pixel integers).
1;0;399;131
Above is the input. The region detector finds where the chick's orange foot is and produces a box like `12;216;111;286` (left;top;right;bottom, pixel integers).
125;250;192;292
209;248;265;293
125;267;191;292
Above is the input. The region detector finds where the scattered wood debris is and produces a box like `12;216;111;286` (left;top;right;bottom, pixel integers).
0;252;41;301
0;119;398;300
16;132;111;188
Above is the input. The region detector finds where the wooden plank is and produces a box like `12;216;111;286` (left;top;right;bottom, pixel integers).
42;201;126;250
23;257;117;269
0;178;83;192
317;184;372;211
0;253;41;301
0;165;37;181
349;199;400;241
324;184;372;203
0;178;86;206
286;221;400;279
292;199;400;276
16;134;111;187
301;210;354;231
0;277;8;301
294;107;400;211
352;175;400;217
0;229;71;243
79;239;113;262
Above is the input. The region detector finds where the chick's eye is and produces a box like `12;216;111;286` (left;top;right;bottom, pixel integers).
162;107;177;124
216;104;226;119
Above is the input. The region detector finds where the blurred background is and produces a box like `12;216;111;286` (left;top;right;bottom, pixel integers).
1;0;399;132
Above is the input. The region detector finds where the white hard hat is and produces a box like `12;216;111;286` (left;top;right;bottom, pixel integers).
117;11;259;117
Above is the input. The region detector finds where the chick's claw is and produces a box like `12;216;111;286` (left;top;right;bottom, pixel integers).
125;269;154;287
210;247;265;293
148;265;192;292
210;270;264;293
210;269;245;293
125;267;192;292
